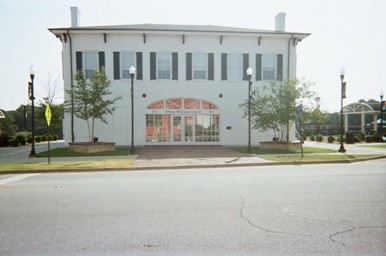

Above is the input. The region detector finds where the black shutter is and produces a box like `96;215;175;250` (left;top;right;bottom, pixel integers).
277;54;283;81
256;54;262;81
186;53;192;81
76;51;82;72
242;53;249;80
136;52;143;80
113;52;120;80
150;52;156;80
221;53;227;81
172;52;178;80
208;53;214;81
98;52;105;69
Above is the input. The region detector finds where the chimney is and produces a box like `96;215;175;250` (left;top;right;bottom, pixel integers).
275;12;286;32
70;7;80;27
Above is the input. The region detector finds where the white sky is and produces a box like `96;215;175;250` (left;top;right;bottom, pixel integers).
0;0;385;112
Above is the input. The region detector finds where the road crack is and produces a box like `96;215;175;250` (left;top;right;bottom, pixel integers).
240;196;291;235
329;225;386;247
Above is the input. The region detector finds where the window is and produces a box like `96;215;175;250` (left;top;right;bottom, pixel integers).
158;53;171;79
262;54;276;80
84;52;98;79
193;53;206;80
121;52;135;79
228;54;242;80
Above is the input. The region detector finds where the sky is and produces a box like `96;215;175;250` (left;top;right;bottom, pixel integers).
0;0;385;112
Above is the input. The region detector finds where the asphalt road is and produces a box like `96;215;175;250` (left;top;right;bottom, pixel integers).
1;160;385;255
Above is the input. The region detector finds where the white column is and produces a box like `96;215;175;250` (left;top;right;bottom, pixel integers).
344;113;349;131
374;114;378;132
361;113;365;133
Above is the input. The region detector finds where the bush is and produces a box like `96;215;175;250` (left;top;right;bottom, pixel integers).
365;136;372;143
27;135;33;144
16;133;26;146
316;134;323;142
35;136;41;143
310;135;315;141
47;134;53;141
371;134;383;142
41;135;47;142
328;136;335;143
8;136;19;147
355;132;365;142
337;134;345;143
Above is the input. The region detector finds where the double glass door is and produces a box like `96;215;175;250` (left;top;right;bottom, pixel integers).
171;115;194;142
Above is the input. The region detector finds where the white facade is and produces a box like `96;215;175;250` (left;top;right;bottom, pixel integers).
49;13;309;146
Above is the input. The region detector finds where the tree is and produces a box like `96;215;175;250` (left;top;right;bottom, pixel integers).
303;97;328;135
241;79;315;142
65;67;121;143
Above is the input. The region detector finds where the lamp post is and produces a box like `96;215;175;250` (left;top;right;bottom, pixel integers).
246;67;253;153
380;90;384;139
129;65;136;154
28;66;36;157
338;67;346;153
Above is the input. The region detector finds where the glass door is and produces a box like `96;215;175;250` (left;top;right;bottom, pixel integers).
171;116;181;142
184;116;194;142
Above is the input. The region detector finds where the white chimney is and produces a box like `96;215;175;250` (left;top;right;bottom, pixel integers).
275;12;286;32
70;7;80;27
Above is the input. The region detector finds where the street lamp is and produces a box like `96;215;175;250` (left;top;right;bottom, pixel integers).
380;90;384;139
129;65;136;154
246;67;253;153
338;67;346;153
28;66;36;157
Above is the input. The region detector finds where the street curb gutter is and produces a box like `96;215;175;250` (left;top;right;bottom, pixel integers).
0;155;385;175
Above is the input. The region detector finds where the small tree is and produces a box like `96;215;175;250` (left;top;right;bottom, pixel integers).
241;79;315;142
65;67;121;143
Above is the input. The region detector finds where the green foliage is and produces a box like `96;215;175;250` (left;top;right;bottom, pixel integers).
15;132;27;145
47;134;53;141
65;67;121;142
327;135;335;143
240;79;315;141
35;136;41;143
8;136;19;147
310;135;315;141
316;134;323;142
53;135;58;141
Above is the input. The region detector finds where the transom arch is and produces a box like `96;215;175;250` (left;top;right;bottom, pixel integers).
147;98;218;110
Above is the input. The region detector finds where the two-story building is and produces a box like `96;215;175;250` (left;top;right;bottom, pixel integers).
49;8;309;146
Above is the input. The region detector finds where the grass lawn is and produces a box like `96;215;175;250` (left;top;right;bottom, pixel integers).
36;146;141;157
261;154;377;162
0;159;134;172
230;146;336;154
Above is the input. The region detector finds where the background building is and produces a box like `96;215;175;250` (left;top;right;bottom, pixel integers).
49;8;309;146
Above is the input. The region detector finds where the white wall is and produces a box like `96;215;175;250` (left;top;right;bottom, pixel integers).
61;30;300;146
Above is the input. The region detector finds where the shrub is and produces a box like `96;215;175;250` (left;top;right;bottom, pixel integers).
35;136;41;143
27;135;33;144
41;135;47;142
328;136;335;143
310;135;315;141
365;136;372;143
371;134;383;142
337;134;345;143
53;135;58;141
316;134;323;142
47;134;53;141
355;132;365;142
8;136;19;147
16;133;26;145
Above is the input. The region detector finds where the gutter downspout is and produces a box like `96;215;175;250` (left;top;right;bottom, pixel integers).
67;29;75;142
287;34;294;80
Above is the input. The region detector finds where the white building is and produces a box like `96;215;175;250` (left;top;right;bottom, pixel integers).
49;8;309;146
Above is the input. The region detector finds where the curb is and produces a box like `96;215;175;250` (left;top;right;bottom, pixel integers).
1;155;385;175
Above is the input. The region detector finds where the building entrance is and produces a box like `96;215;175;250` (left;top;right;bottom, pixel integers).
145;98;220;144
